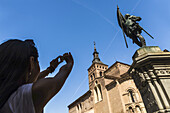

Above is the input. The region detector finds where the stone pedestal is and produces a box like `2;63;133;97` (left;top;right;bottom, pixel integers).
129;46;170;113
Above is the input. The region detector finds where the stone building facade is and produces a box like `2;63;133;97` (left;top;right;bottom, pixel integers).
68;44;146;113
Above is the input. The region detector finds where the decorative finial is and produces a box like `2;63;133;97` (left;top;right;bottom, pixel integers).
117;5;119;9
94;41;96;49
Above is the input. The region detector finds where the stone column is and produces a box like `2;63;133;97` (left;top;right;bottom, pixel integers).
148;70;170;109
143;70;164;110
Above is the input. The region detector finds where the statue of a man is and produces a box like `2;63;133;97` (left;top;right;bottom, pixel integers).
124;14;146;47
117;6;154;48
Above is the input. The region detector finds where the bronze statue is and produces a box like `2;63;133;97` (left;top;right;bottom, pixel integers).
117;6;154;48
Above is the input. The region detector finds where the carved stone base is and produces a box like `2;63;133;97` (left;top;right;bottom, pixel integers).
129;46;170;113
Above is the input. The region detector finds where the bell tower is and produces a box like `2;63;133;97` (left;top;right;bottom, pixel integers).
87;42;108;90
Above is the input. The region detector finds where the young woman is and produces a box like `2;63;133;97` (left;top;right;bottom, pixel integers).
0;39;74;113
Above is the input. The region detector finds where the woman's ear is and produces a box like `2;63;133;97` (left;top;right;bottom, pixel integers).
30;56;35;72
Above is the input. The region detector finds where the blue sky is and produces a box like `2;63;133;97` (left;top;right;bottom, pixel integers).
0;0;170;113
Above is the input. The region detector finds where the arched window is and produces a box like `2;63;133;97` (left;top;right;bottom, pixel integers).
94;87;98;103
80;103;82;109
98;84;103;101
77;105;79;113
94;83;103;103
100;71;102;77
77;104;82;113
129;107;134;113
90;75;93;81
136;105;141;113
77;105;79;110
128;89;136;103
93;73;95;78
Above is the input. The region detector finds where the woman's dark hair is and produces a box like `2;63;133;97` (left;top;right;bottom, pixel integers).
0;39;38;108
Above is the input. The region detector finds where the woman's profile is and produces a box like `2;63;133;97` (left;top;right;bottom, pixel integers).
0;39;74;113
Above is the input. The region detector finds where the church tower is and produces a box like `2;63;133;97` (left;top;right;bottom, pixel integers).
68;42;147;113
87;42;108;90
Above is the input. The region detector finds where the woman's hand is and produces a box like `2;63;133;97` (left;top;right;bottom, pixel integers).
48;56;63;73
50;56;63;68
62;52;74;66
48;52;74;73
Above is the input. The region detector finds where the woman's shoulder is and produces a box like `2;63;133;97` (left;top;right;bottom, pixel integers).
0;83;35;113
10;83;33;100
17;83;33;94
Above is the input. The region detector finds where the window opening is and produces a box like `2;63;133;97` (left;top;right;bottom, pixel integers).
129;107;134;113
100;71;102;77
98;85;103;101
94;87;99;103
91;75;93;81
128;90;135;103
93;73;95;78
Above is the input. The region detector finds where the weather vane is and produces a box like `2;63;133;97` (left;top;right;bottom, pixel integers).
117;6;154;48
94;41;96;49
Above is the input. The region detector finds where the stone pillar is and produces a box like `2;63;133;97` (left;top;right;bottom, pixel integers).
129;46;170;113
148;70;170;109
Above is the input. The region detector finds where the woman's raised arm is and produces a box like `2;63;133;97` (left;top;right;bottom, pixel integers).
32;52;74;113
37;55;63;80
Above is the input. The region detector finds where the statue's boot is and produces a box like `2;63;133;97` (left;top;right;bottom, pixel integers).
137;34;146;47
